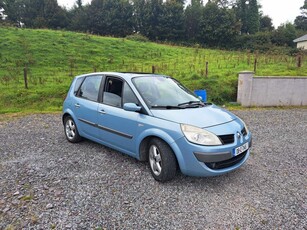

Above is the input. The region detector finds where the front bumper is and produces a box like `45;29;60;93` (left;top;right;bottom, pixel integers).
171;121;252;177
194;150;233;163
194;137;252;164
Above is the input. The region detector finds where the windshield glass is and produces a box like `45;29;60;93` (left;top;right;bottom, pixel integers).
133;76;202;109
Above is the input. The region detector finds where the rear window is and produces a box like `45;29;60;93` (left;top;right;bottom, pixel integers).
74;77;84;95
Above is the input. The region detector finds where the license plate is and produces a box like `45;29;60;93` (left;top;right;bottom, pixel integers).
233;142;249;156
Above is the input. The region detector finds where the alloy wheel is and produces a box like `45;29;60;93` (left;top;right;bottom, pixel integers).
65;119;76;140
149;145;162;176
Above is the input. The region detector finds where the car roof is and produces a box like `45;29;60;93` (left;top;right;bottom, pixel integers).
75;72;166;81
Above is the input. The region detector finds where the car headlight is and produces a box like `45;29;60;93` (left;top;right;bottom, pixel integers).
181;124;222;146
239;118;249;134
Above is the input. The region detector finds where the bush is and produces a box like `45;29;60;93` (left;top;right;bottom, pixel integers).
125;33;149;42
183;76;238;105
233;32;273;52
198;77;237;104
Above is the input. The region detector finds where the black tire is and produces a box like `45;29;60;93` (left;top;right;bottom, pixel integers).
64;116;82;143
148;138;177;182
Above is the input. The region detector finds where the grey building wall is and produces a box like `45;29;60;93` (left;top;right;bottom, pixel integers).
237;72;307;106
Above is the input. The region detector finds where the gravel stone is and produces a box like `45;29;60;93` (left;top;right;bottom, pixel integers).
13;191;20;196
46;203;54;209
0;109;306;229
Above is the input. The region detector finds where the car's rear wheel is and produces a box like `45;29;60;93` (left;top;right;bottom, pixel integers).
148;138;177;182
64;116;82;143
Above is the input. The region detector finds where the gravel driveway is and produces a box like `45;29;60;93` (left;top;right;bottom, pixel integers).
0;109;306;229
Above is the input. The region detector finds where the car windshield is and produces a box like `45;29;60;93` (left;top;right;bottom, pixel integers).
133;76;203;109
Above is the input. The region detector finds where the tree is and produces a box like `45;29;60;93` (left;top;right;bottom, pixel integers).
199;1;239;47
272;23;297;47
294;0;307;31
301;0;307;16
294;16;307;31
68;0;89;32
247;0;260;34
75;0;83;8
146;0;164;40
213;0;236;8
235;0;260;34
44;0;69;28
236;0;248;33
132;0;146;34
159;0;185;41
0;7;4;21
184;0;203;42
132;0;164;40
88;0;134;37
0;0;23;25
260;15;274;32
234;32;272;52
19;0;68;28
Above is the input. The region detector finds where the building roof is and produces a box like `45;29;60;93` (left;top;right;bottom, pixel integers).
293;34;307;43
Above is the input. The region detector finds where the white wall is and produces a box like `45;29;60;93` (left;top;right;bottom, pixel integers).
297;41;307;50
237;72;307;107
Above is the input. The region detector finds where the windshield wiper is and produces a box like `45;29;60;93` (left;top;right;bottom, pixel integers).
178;101;204;107
151;105;185;109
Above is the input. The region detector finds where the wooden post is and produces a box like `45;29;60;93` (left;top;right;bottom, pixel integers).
23;66;28;89
254;58;257;73
205;61;208;78
69;58;74;77
297;55;302;68
152;65;155;74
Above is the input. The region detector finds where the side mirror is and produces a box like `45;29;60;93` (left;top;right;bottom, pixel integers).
123;103;142;112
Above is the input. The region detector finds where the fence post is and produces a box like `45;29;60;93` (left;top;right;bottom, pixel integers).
254;58;257;73
69;58;75;77
152;66;155;74
205;61;208;78
297;55;302;68
23;66;28;89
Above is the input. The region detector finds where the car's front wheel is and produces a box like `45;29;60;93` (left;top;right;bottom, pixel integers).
64;116;82;143
148;138;177;182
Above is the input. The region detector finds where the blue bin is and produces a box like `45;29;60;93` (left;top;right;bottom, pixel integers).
194;90;207;102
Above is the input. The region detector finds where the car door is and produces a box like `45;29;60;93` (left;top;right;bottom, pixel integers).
73;75;103;139
97;76;140;156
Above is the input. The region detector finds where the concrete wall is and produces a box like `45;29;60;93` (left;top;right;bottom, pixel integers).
297;40;307;50
237;71;307;107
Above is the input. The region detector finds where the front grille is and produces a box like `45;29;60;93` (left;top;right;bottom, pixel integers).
218;134;234;145
241;127;247;136
204;150;248;170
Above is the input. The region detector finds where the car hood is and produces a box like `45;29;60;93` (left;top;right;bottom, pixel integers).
150;105;237;128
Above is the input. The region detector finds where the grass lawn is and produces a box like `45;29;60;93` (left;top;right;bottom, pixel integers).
0;27;306;113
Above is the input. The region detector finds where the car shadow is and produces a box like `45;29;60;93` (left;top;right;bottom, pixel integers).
69;138;247;189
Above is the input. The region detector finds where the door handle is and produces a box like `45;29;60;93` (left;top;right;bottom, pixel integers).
75;103;80;108
99;109;106;114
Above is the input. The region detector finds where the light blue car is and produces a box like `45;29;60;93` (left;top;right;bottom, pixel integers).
63;72;252;182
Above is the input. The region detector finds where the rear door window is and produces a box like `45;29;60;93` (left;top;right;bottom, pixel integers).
77;76;102;102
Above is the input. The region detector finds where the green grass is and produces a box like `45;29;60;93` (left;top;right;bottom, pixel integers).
0;27;306;113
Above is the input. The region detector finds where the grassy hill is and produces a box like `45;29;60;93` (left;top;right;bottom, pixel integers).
0;27;306;113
